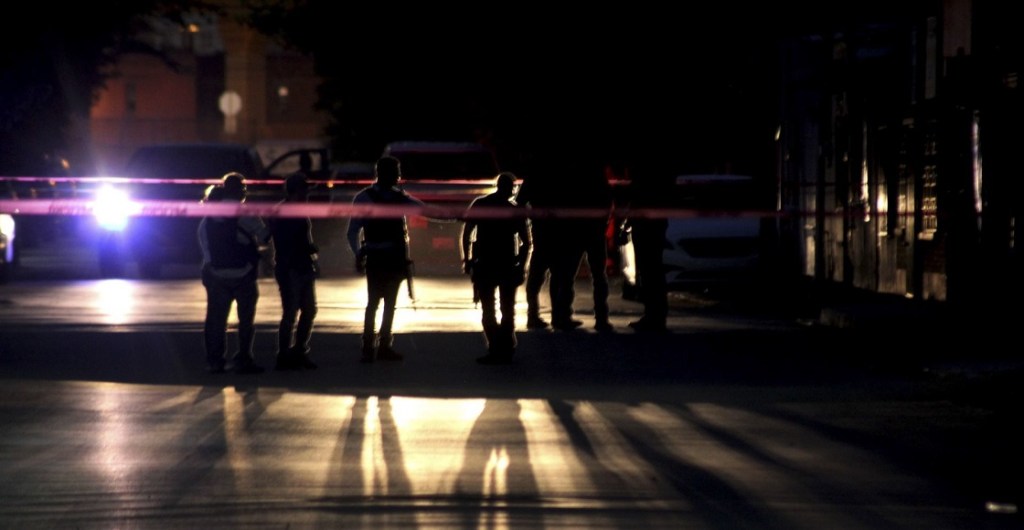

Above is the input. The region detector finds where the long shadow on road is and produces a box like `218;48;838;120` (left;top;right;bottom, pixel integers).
0;324;916;404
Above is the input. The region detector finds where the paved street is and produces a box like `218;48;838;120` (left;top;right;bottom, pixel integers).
0;236;1021;528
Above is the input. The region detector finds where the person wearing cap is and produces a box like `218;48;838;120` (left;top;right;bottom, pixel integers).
461;172;531;364
346;156;427;363
268;172;320;370
198;172;272;374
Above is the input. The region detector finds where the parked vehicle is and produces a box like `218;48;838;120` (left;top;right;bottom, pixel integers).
91;143;336;279
0;212;14;282
3;152;80;255
619;174;772;298
379;141;500;275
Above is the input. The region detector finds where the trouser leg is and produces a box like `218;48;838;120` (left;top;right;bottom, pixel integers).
276;269;298;355
203;274;232;368
589;250;610;323
550;250;582;323
478;283;499;352
294;274;317;354
525;255;547;318
234;279;259;363
497;281;518;353
378;273;403;337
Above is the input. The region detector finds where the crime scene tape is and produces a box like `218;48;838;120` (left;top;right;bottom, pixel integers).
0;198;760;220
0;176;633;187
0;176;360;186
0;175;782;220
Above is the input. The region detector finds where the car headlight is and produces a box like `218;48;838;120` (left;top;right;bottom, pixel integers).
0;214;13;237
93;186;133;231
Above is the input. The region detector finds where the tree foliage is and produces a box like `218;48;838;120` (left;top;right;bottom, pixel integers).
0;0;221;175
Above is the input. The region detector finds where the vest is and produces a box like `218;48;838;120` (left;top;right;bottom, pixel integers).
206;218;258;269
361;187;408;247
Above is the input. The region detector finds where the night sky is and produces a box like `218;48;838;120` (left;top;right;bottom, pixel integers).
252;3;799;177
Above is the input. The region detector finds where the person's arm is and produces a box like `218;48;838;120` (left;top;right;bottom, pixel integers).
346;217;366;273
346;217;363;257
346;191;369;256
346;191;370;272
197;218;211;265
402;190;463;223
460;202;477;274
516;216;531;264
400;191;427;208
304;217;318;254
461;219;476;262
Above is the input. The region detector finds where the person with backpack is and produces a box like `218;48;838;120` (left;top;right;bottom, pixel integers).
198;172;271;374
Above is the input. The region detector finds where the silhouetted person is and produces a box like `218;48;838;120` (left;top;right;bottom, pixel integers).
461;172;531;364
269;172;319;370
346;156;425;362
622;172;671;332
515;169;556;329
299;151;313;175
198;172;271;373
537;158;598;332
550;164;614;332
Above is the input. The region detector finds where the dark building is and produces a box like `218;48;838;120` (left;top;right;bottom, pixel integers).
88;5;328;173
776;0;1020;313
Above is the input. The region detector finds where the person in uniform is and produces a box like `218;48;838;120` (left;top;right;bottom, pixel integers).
346;156;425;362
461;172;531;364
198;172;271;373
515;169;556;329
269;172;319;370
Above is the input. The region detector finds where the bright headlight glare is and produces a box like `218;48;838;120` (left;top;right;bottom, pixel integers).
0;214;14;236
94;186;132;231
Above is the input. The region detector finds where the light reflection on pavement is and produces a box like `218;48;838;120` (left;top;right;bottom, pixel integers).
0;275;785;335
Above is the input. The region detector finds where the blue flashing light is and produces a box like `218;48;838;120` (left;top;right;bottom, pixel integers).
93;186;132;232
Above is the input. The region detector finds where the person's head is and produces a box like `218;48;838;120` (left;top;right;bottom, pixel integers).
222;172;247;202
284;171;309;200
203;184;224;203
375;156;401;188
495;171;516;198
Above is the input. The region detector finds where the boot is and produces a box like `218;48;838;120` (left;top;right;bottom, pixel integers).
376;333;403;361
290;346;318;369
359;333;376;363
525;293;548;329
482;322;501;354
498;321;517;355
526;313;549;329
478;323;514;364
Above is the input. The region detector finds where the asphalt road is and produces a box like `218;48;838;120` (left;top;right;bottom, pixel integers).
0;234;1021;528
